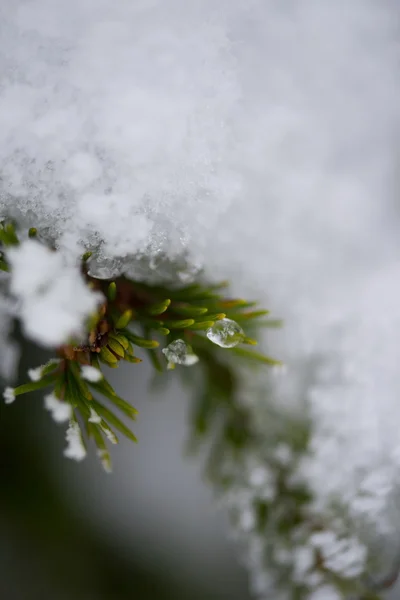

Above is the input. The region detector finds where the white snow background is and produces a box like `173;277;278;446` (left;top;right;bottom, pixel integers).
1;0;400;596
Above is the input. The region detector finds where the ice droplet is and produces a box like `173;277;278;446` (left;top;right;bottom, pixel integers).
87;256;123;280
162;339;199;366
206;318;245;348
177;261;203;284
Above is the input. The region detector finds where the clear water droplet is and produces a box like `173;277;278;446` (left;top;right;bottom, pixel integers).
206;318;245;348
162;339;199;366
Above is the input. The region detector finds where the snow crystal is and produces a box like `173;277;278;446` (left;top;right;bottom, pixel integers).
162;339;199;366
44;393;72;423
28;366;44;382
206;318;245;348
81;365;103;382
3;387;15;404
88;407;102;424
28;359;60;381
101;426;118;445
97;449;112;474
7;240;102;347
64;421;86;461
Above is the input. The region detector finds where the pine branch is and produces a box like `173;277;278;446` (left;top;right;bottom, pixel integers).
1;222;277;472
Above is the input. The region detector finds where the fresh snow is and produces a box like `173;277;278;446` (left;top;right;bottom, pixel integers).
64;420;87;461
88;407;102;424
3;387;15;404
44;392;72;423
1;0;400;596
28;366;45;382
7;240;101;347
81;365;103;382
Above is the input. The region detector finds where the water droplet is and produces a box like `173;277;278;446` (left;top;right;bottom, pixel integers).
206;318;245;348
162;339;199;367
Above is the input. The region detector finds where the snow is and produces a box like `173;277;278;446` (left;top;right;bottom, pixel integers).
97;449;112;474
28;359;60;381
64;420;87;461
3;387;15;404
7;240;102;347
101;426;118;445
248;466;271;489
88;407;102;424
44;392;72;423
309;532;367;579
81;365;103;382
28;366;44;382
0;0;239;264
0;0;400;595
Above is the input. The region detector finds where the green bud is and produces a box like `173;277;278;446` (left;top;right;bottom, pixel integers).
99;346;119;364
162;319;195;329
107;338;125;358
146;299;171;316
107;282;117;302
186;320;215;331
171;305;208;317
116;309;133;329
82;251;93;262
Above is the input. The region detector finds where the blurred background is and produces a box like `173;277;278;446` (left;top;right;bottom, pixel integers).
0;338;252;600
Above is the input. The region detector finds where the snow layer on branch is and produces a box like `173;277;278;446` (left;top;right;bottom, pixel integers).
81;365;103;383
64;420;86;461
44;392;72;423
0;0;239;262
7;240;101;346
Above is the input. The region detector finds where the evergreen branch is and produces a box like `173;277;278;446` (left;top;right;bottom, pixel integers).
2;224;278;472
